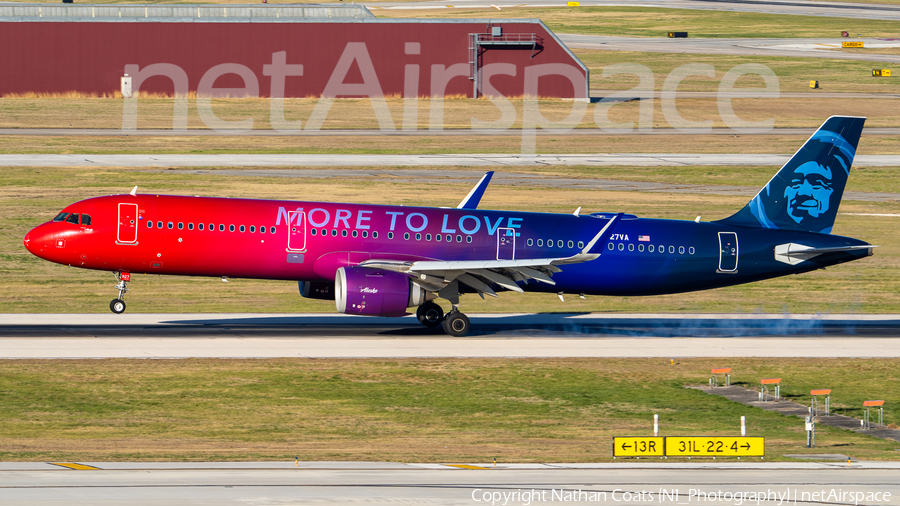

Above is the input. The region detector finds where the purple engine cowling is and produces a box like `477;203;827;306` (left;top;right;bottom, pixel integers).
335;266;414;317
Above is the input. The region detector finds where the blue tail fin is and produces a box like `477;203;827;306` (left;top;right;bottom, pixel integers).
717;116;865;234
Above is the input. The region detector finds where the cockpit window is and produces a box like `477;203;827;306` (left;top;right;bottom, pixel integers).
53;212;69;222
81;214;91;226
65;213;80;224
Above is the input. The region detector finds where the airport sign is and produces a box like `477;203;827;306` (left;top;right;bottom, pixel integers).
665;437;764;457
613;437;665;457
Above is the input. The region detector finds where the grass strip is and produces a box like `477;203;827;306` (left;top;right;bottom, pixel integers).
0;358;897;462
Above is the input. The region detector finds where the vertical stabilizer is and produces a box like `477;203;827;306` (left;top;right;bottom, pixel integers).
717;116;865;234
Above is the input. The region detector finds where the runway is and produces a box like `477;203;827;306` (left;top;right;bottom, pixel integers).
3;460;900;505
3;153;900;168
4;313;900;358
370;0;900;21
561;35;900;63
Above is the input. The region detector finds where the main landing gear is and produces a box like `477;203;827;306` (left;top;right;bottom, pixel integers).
415;300;471;337
109;271;130;314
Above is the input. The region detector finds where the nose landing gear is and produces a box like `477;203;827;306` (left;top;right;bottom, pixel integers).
110;271;130;314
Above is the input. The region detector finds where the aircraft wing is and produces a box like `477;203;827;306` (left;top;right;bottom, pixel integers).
360;213;621;298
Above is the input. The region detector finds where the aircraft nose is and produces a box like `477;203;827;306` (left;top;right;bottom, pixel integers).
23;224;53;258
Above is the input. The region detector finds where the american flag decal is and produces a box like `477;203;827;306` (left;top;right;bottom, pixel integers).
638;235;650;242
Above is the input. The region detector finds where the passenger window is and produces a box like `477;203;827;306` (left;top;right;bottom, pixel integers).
53;212;69;222
527;238;533;246
270;226;275;234
629;244;634;252
147;221;153;228
618;243;624;251
638;244;644;252
81;214;91;226
210;224;214;231
199;223;204;231
240;225;245;233
352;230;358;238
689;247;695;255
649;245;654;252
188;223;194;230
669;246;675;253
404;233;410;240
415;233;421;241
331;229;337;237
466;236;472;243
342;230;348;237
158;221;163;229
568;240;574;248
607;243;614;250
362;231;368;238
311;229;317;236
388;232;394;239
659;245;664;253
426;233;432;241
229;225;235;232
250;226;255;233
547;239;553;247
436;234;441;242
679;246;685;254
456;235;462;243
446;235;452;242
219;224;225;232
557;240;563;248
577;241;584;249
259;226;265;234
167;222;174;229
178;222;184;230
372;231;378;239
66;213;80;224
537;239;543;247
320;229;326;236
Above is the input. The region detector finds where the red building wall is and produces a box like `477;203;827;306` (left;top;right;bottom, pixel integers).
0;20;587;98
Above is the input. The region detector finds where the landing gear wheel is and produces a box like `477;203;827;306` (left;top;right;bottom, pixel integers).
109;299;126;314
442;311;470;337
416;301;444;328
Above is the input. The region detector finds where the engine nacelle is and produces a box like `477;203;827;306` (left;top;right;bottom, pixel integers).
299;280;335;300
335;266;430;317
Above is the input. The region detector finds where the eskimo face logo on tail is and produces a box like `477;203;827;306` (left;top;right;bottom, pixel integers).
748;128;855;234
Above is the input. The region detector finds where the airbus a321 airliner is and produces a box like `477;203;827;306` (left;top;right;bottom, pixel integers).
24;116;874;336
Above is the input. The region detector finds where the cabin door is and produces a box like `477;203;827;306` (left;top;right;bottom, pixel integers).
718;232;738;272
497;227;516;260
287;211;306;251
117;203;138;244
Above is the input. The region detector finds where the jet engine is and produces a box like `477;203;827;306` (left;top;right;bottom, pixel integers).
335;266;431;317
299;280;335;300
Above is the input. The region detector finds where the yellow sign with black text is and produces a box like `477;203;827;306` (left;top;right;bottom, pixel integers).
843;41;864;48
666;437;764;457
613;437;665;457
567;1;580;5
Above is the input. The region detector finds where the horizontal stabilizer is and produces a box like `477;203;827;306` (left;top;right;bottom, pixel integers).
774;243;875;265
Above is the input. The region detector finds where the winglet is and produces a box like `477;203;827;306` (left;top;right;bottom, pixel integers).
457;171;494;209
129;186;138;196
555;212;623;265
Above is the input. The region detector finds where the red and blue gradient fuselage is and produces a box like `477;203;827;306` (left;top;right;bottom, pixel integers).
23;193;871;298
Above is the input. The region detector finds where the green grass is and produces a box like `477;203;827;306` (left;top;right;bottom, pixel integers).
0;358;897;462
